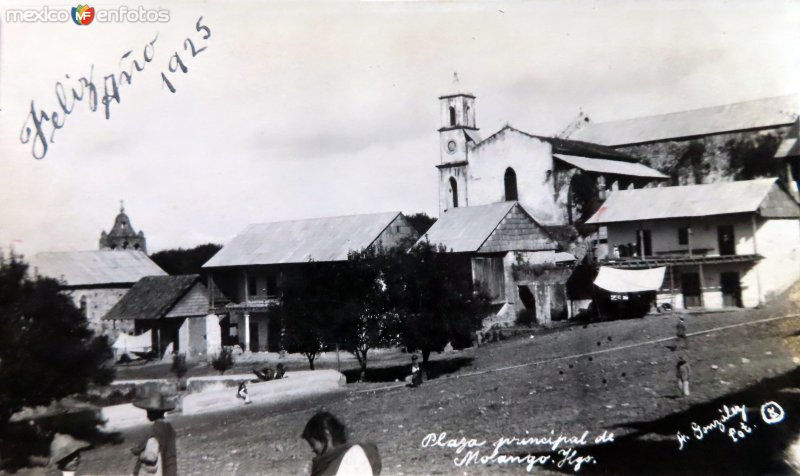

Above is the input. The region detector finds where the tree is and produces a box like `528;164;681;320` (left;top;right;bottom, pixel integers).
0;256;114;429
277;262;340;370
390;241;491;364
150;243;222;276
727;134;783;181
405;213;437;236
336;247;401;381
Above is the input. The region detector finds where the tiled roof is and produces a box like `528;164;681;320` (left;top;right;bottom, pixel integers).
103;275;204;321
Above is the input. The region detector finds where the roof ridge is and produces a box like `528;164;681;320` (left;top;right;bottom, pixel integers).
246;210;402;227
586;93;798;126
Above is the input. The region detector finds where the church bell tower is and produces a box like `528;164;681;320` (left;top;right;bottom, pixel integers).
438;73;478;165
437;73;479;214
99;201;147;253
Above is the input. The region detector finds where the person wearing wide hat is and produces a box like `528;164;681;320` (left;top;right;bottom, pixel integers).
131;392;177;476
28;433;91;475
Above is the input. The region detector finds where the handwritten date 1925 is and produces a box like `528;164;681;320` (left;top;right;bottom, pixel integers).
161;17;211;93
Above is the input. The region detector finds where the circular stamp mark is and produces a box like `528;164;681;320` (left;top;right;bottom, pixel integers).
760;401;785;425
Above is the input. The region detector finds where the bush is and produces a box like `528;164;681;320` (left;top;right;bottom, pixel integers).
170;353;189;390
211;347;235;374
170;353;188;378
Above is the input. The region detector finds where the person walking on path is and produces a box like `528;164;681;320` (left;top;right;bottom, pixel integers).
302;411;381;476
677;355;691;397
131;392;178;476
676;316;688;350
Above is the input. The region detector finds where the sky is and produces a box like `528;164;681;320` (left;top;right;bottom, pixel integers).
1;0;798;256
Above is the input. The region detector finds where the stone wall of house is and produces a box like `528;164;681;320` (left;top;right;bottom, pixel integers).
68;287;130;337
615;126;792;186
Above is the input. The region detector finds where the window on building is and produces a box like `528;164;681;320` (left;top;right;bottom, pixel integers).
465;105;471;125
449;106;456;126
678;227;689;245
504;168;518;201
449;177;459;208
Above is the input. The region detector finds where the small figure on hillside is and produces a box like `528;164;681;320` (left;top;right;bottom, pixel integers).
131;392;178;476
677;355;691;397
302;411;381;476
676;316;688;350
405;354;422;388
253;366;275;381
237;381;252;404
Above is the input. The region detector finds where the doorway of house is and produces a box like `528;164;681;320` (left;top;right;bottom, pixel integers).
720;271;743;307
249;322;259;352
718;225;735;255
681;273;702;308
518;285;537;326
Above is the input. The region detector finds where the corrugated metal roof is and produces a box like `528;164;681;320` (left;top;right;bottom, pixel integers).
104;275;203;321
30;250;166;286
416;202;517;252
203;212;402;267
585;178;782;224
570;94;798;146
555;155;668;179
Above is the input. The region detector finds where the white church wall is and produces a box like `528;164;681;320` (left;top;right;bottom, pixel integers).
468;130;563;223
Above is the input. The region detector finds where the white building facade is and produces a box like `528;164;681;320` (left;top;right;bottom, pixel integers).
587;178;800;309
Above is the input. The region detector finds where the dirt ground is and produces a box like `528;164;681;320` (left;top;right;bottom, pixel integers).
14;283;799;476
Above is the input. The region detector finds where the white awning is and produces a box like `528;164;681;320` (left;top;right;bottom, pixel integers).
112;331;152;352
594;266;666;293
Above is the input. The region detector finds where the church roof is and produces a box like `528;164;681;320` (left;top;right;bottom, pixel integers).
417;202;558;253
570;94;798;146
203;211;405;267
476;125;635;161
554;155;668;179
585;178;799;225
103;275;205;321
30;250;166;286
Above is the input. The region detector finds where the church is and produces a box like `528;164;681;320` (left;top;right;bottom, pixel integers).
99;201;148;252
435;77;668;225
30;203;164;337
423;78;668;326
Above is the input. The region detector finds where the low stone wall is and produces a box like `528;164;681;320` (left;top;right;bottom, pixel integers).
182;370;346;416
